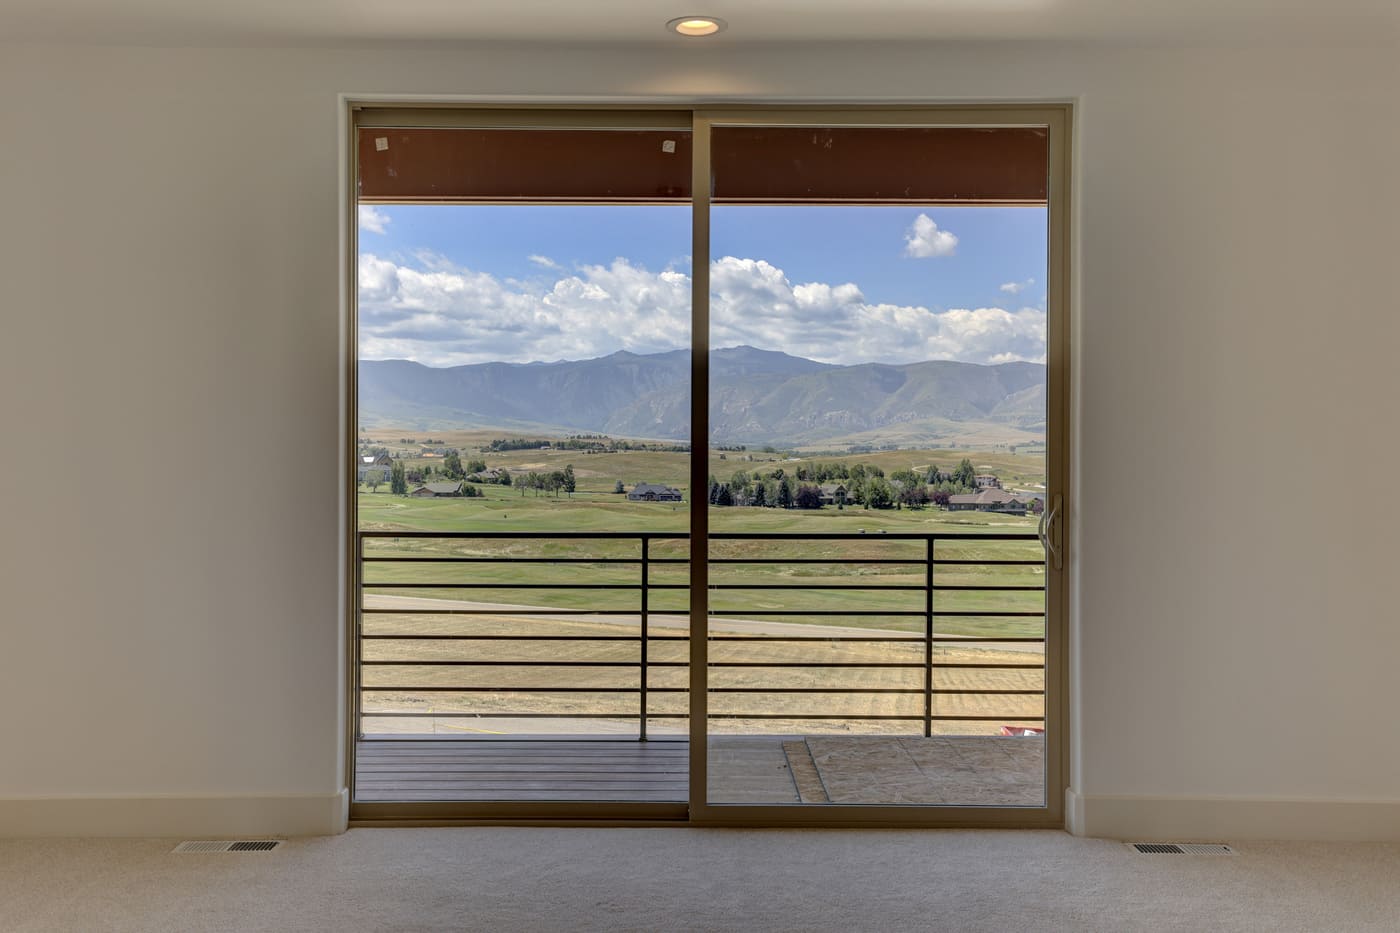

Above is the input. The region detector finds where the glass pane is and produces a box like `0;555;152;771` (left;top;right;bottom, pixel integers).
355;127;691;804
706;124;1049;807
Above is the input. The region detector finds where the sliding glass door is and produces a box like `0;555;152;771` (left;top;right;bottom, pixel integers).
348;106;1068;826
694;116;1062;819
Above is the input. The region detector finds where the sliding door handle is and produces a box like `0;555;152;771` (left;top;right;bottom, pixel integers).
1039;494;1063;571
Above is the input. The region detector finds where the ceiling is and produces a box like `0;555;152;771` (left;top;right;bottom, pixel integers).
1;0;1396;46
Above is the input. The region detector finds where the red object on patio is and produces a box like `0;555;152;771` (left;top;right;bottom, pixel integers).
1000;726;1045;737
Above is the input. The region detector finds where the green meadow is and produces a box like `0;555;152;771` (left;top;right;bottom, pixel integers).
358;433;1047;640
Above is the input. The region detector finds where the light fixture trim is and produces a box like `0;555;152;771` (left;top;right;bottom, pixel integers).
666;15;728;37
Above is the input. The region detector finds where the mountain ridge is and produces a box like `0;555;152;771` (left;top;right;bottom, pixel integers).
359;347;1045;447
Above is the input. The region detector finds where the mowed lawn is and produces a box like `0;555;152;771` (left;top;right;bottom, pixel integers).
357;444;1047;640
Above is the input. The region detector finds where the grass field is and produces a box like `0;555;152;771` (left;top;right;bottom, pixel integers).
356;433;1048;735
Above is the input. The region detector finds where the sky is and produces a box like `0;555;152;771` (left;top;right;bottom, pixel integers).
357;203;1047;368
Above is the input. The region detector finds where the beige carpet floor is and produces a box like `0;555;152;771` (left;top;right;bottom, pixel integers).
3;828;1399;932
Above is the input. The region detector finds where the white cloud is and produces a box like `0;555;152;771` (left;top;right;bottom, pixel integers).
902;213;958;258
999;278;1035;295
358;252;1044;368
358;205;390;234
528;254;562;270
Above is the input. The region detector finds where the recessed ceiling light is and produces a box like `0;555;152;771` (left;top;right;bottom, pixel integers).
666;16;727;37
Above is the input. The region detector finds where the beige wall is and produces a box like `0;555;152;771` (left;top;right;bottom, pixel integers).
0;39;1397;837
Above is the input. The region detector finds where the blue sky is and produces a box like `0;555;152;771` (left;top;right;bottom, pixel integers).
357;203;1047;367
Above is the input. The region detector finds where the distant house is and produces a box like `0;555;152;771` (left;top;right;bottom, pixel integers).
974;474;1002;489
410;482;464;497
818;483;849;505
947;487;1030;514
467;469;501;483
358;451;394;482
627;482;683;502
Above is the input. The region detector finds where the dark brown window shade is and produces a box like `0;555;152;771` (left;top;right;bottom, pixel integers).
357;124;1047;205
358;129;693;203
710;126;1047;205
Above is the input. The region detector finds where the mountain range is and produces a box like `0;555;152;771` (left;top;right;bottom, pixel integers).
359;346;1046;448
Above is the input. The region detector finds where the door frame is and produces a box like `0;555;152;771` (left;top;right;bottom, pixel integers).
342;101;1072;828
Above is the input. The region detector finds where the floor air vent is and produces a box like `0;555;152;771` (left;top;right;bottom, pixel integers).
173;840;282;853
1128;842;1234;855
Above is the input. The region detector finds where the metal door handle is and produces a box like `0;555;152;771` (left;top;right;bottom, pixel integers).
1039;494;1063;571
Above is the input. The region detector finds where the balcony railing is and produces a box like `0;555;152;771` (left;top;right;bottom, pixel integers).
358;531;1046;739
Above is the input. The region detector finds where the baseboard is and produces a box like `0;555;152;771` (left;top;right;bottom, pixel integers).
1066;788;1400;842
0;789;349;838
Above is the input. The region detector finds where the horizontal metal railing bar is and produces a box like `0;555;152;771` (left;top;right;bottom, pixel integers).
361;531;689;540
364;582;1043;593
363;583;686;590
360;634;1045;644
708;558;926;565
702;714;1042;721
364;684;1049;695
360;531;1037;541
705;610;1045;618
360;711;1044;722
362;634;656;641
707;583;927;591
711;635;1046;643
707;688;1041;696
362;711;688;718
361;607;1044;618
355;658;1047;664
362;660;647;667
363;557;692;564
361;609;646;615
721;531;1041;540
363;686;651;693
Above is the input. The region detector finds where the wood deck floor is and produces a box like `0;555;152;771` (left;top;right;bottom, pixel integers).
355;739;690;802
355;736;1045;806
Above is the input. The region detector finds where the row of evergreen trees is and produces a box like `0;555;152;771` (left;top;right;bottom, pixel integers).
705;458;983;510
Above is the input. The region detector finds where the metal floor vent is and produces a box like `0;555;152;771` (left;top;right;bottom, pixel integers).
173;840;282;853
1128;842;1234;855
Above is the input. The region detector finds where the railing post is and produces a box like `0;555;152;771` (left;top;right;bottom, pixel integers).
924;536;934;738
640;535;649;742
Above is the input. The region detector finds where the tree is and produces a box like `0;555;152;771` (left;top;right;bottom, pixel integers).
390;460;407;495
794;485;823;509
930;488;951;507
954;457;977;490
864;476;894;509
364;469;385;493
406;468;424;485
614;479;626;494
898;483;930;509
466;459;487;476
750;483;767;508
891;468;922;489
776;480;794;509
443;451;464;479
563;464;576;496
498;469;511;487
714;484;734;506
461;483;483;498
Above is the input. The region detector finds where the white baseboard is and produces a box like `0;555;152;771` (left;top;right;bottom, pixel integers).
0;789;349;837
1067;788;1400;842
